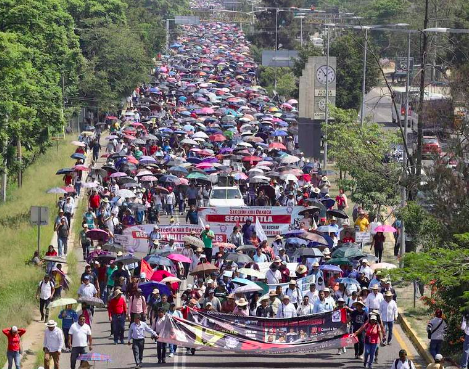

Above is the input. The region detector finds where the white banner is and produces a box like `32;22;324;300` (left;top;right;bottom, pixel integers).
199;206;304;237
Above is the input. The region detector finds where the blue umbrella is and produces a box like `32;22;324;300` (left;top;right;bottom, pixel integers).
319;264;342;273
170;43;182;48
138;281;171;298
282;229;306;237
180;111;191;116
159;175;179;184
337;277;360;286
321;198;336;209
232;277;257;285
144;255;173;266
169;166;188;175
285;237;308;246
186;157;202;164
71;153;86;160
273;130;288;136
139;156;157;165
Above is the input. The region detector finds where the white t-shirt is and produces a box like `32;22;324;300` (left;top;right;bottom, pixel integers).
78;283;97;298
69;322;91;347
39;280;54;300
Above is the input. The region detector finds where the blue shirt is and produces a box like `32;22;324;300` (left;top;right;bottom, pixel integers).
59;309;78;329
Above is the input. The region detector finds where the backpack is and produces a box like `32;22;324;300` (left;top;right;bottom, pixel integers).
394;359;413;369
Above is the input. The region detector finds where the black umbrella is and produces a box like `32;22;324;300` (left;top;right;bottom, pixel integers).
294;248;324;258
224;253;253;264
299;206;321;216
327;209;349;219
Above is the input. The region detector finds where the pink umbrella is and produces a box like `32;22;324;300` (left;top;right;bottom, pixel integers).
179;178;189;185
167;254;192;263
196;162;214;169
374;225;396;233
140;176;157;182
110;172;127;178
74;165;90;171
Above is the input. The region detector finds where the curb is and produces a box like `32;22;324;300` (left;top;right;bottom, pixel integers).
398;309;434;365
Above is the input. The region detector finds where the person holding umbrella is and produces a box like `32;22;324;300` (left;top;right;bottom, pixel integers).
58;304;78;352
128;314;157;368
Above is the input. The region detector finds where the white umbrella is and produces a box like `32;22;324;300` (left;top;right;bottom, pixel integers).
250;175;270;183
237;142;252;148
82;182;99;189
238;268;266;279
136;170;153;177
161;276;182;283
47;187;68;194
281;155;300;164
181;138;199;145
193;131;209;139
116;189;136;198
71;141;86;147
234;284;263;294
280;173;298;182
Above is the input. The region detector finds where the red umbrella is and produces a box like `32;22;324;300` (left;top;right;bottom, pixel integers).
269;142;286;150
209;134;226;142
74;165;90;171
167;254;192;263
86;229;109;241
61;186;75;193
126;156;139;164
242;156;262;163
213;242;237;250
150;270;178;290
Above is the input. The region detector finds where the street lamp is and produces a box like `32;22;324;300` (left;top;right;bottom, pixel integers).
294;14;306;47
423;27;469;34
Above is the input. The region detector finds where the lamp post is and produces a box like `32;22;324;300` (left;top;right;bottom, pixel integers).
294;15;305;47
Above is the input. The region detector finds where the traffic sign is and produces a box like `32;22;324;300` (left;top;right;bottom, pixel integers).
30;206;49;226
174;16;200;25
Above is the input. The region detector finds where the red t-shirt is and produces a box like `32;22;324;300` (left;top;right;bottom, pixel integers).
2;328;26;352
89;194;101;209
46;250;58;256
107;296;127;317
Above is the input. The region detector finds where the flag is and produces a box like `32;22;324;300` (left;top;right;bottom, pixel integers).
140;258;154;280
198;216;205;229
255;217;267;242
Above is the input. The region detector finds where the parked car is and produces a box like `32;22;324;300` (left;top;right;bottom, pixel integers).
422;136;442;156
208;186;245;207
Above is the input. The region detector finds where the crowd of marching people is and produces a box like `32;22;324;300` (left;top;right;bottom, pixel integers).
3;14;458;369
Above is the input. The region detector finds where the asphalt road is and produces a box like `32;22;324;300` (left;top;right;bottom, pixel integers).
364;87;395;127
56;210;425;369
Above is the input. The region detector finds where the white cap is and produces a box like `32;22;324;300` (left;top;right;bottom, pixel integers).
434;354;443;361
11;326;18;332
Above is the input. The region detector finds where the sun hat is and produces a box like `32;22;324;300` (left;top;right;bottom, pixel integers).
384;291;393;297
275;235;283;240
312;262;320;267
273;256;282;263
236;298;249;306
323;288;330;293
46;320;57;328
296;265;308;274
288;279;297;285
152;288;160;294
371;285;379;290
323;248;331;255
353;300;365;307
337;297;345;303
369;314;377;321
282;294;291;300
268;291;278;297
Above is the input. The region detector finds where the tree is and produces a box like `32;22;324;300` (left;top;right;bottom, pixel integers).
258;67;297;98
330;32;380;110
325;107;402;213
292;43;323;78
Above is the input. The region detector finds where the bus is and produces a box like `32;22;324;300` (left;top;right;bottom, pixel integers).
391;86;453;133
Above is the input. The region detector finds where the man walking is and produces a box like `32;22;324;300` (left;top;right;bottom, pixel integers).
43;320;64;369
56;217;69;257
200;225;214;263
37;275;55;322
108;289;127;344
68;315;92;369
427;309;447;359
152;308;168;364
128;315;157;368
379;291;398;345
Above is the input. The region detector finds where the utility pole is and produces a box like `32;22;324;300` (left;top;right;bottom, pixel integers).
416;0;429;178
400;31;411;268
323;25;330;170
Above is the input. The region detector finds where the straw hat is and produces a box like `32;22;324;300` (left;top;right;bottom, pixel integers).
288;279;297;285
275;235;283;240
236;298;248;306
296;265;308;274
46;320;57;328
384;290;393;297
268;291;278;297
323;248;331;255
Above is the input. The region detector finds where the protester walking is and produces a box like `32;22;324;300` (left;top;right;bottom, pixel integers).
2;326;25;369
392;349;416;369
427;309;447;359
128;314;157;368
37;274;55;322
353;314;383;369
69;315;92;369
58;305;78;352
43;320;64;369
108;289;127;344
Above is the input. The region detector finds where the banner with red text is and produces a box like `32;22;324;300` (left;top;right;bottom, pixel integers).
199;206;304;237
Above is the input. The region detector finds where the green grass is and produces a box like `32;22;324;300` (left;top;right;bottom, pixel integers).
0;136;76;365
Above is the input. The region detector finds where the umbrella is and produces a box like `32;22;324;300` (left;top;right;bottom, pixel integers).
331;247;365;259
77;296;105;307
47;187;68;194
183;236;204;248
327;209;349;219
281;155;300;164
224;253;253;264
115;255;140;265
71;141;86;147
298;206;321;216
167;254;192;263
317;226;339;233
212;242;237;250
321;198;336;209
298;232;329;245
82;182;99;189
71;153;86;160
49;298;77;308
186;172;209;180
337;277;360;286
77;353;111;362
294;248;324;257
86;229;109;241
161;276;182;283
42;256;67;263
319;264;342;273
93;254;117;264
236;245;257;252
110;172;127;178
190;263;219;276
145;255;173;267
371;262;398;271
234;284;263;294
138;281;171;297
238;268;266;279
116;189;136;198
285;237;308;246
231;277;258;285
374;225;396;233
56;168;74;175
326;258;352;266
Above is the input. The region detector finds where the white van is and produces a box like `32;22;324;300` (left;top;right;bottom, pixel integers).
208;186;245;207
